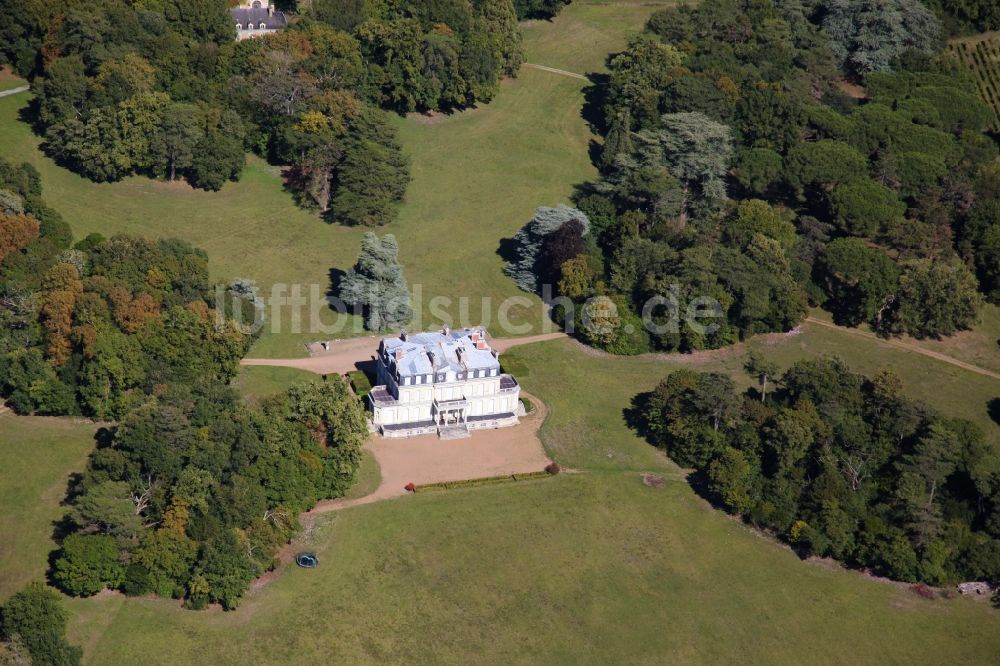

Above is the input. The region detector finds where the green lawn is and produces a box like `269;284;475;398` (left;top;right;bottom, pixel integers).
0;68;596;358
521;0;678;74
233;366;320;404
3;1;1000;661
64;464;1000;664
343;449;382;501
0;414;97;601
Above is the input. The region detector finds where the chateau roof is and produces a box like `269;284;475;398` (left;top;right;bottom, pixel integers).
380;328;499;377
231;7;287;29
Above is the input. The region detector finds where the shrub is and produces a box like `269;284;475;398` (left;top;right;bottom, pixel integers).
519;397;534;413
545;462;561;475
0;582;82;665
348;370;373;399
52;534;125;597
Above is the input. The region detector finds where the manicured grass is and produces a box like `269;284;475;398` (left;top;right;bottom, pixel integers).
896;303;1000;375
509;324;999;475
521;0;679;74
64;473;1000;664
0;414;97;601
53;332;1000;663
0;67;595;356
343;449;382;501
233;366;319;404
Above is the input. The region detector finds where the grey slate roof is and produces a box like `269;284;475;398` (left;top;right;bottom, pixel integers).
380;328;500;377
231;7;287;29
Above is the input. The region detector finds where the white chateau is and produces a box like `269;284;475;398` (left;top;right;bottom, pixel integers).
369;328;521;439
231;0;287;40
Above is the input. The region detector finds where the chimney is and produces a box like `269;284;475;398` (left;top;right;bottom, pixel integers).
442;325;450;337
400;330;407;342
427;350;435;366
476;340;487;350
394;349;403;360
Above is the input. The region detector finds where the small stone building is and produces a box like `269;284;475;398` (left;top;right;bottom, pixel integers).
369;327;522;439
231;0;287;40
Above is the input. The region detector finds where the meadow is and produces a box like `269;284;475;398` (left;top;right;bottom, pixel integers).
2;1;1000;662
0;414;98;600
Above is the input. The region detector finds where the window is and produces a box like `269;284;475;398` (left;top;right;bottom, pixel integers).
260;22;266;29
236;23;242;30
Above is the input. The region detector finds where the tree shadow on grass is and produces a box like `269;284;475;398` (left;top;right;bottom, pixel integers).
989;397;1000;426
580;72;610;136
327;267;346;301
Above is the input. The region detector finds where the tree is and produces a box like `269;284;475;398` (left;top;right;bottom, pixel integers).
154;103;203;182
329;108;410;227
338;233;413;332
52;534;125;597
198;532;259;611
0;583;81;666
744;352;779;403
733;147;783;196
784;140;868;194
722;199;797;251
635;113;733;225
0;214;40;264
70;480;147;543
820;0;942;76
895;423;960;547
880;258;982;338
481;0;524;76
829;179;906;238
708;448;757;514
819;238;901;327
505;205;591;294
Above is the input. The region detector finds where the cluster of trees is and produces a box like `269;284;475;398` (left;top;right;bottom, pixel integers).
7;0;528;226
640;358;1000;585
923;0;1000;32
310;0;524;113
0;159;253;419
1;582;81;665
51;377;369;610
514;0;995;356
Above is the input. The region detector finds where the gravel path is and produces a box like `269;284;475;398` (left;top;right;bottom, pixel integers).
241;332;568;375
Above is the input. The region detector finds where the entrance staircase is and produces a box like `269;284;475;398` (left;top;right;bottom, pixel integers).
438;422;470;440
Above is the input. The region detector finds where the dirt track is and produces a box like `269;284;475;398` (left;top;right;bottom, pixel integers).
309;391;552;514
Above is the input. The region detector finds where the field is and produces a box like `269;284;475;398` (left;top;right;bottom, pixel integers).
0;72;598;358
948;33;1000;131
2;1;1000;662
58;338;1000;663
0;414;98;601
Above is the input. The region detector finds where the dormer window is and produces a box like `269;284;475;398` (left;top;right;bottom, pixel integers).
259;22;266;29
236;23;242;30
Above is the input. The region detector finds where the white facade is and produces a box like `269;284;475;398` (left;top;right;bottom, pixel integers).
369;328;521;438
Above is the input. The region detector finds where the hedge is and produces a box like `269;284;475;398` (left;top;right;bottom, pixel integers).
412;470;552;493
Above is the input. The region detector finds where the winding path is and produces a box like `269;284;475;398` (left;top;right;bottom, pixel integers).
523;63;589;81
804;317;1000;381
0;85;29;98
241;331;568;375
